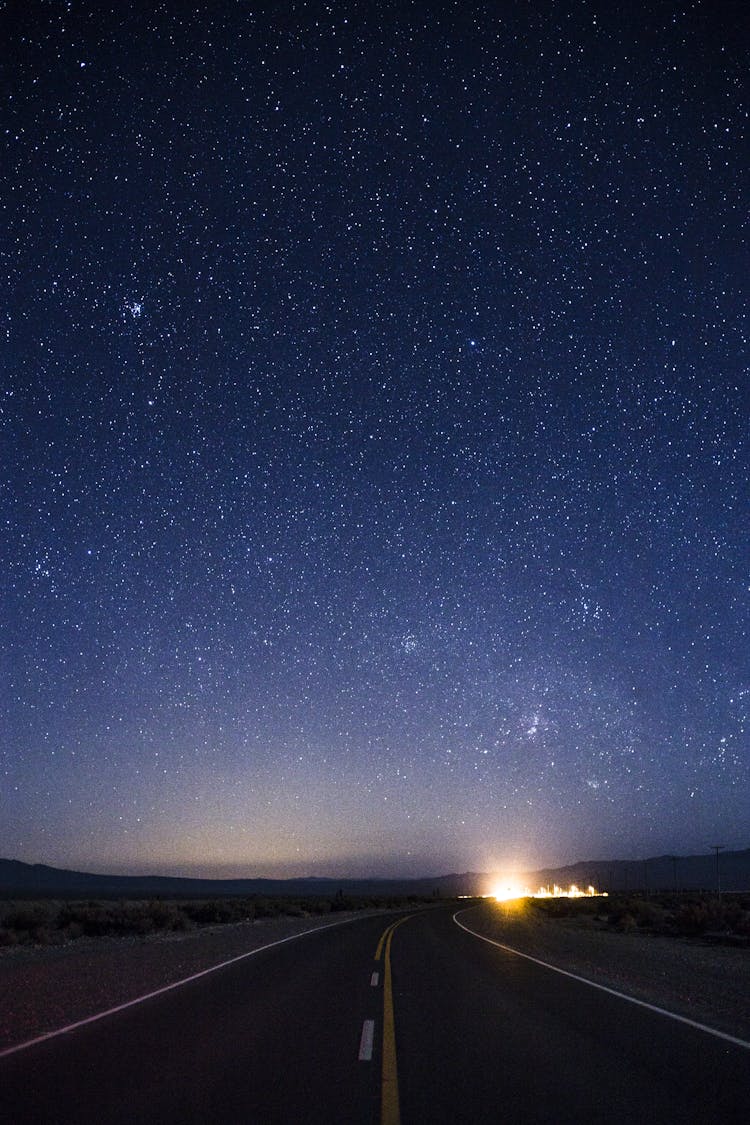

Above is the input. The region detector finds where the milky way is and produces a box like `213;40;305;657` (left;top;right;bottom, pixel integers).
3;1;747;877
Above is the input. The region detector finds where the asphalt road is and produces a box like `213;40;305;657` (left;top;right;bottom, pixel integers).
1;904;748;1123
394;906;750;1124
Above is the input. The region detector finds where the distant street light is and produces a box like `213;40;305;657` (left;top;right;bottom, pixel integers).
709;845;726;896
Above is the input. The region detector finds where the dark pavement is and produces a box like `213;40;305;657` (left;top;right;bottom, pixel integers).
395;906;750;1124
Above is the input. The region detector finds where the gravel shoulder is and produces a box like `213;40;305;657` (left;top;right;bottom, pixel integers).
0;911;377;1052
458;900;750;1043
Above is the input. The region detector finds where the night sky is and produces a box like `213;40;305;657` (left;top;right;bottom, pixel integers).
3;1;748;879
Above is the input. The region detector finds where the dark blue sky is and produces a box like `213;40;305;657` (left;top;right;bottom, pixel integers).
2;1;747;877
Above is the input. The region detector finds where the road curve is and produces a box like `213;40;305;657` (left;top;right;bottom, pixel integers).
0;911;391;1124
2;904;748;1123
393;905;749;1123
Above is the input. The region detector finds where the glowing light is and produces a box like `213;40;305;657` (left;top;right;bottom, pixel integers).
489;880;528;902
488;880;607;901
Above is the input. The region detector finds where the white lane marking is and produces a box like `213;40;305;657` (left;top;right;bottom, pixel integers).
453;909;750;1052
370;971;379;987
0;915;363;1061
358;1018;375;1061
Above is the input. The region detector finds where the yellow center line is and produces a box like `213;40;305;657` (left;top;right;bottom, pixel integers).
374;914;411;961
374;923;390;962
379;914;414;1125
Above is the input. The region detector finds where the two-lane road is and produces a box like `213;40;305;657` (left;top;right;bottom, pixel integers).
2;904;748;1123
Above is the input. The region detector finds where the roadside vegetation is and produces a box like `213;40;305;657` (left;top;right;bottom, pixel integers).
0;893;438;948
529;892;750;944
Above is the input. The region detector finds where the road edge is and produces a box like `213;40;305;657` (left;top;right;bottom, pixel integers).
0;913;365;1061
453;907;750;1052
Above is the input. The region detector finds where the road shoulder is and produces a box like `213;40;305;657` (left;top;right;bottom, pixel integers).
456;900;750;1042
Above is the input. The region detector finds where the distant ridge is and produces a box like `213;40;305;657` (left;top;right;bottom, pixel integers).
0;858;485;898
524;848;750;894
2;848;749;897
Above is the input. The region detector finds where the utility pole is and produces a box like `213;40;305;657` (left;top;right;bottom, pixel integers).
669;855;678;893
709;845;725;896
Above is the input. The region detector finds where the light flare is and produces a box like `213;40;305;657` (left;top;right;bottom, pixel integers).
488;880;606;901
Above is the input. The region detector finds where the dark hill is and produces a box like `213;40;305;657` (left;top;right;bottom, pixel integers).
0;858;485;899
525;848;750;894
3;848;748;899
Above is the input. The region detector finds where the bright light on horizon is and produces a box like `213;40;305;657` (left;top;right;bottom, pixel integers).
488;880;607;901
488;880;528;902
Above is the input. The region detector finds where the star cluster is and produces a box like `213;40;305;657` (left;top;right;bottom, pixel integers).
2;1;747;877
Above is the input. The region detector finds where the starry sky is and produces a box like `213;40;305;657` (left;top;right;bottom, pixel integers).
2;1;748;879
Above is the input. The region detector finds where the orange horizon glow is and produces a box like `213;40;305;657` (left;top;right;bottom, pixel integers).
488;880;607;901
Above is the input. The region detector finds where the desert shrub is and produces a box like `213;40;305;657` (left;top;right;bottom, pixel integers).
532;898;564;918
672;901;710;935
618;912;638;932
605;898;640;930
304;898;331;915
0;889;436;945
58;902;110;936
252;897;281;918
284;902;306;917
631;900;668;930
718;899;744;930
58;902;111;936
734;910;750;936
189;898;253;925
679;896;750;937
56;900;187;937
671;898;720;936
108;903;155;935
2;903;58;942
33;927;58;946
602;896;659;932
171;910;193;931
142;901;190;931
331;895;358;912
182;901;208;924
